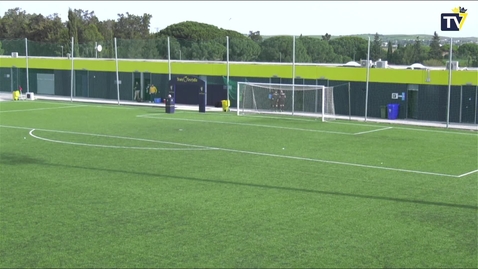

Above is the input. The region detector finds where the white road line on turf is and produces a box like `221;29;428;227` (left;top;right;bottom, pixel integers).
136;114;354;135
354;127;393;135
0;124;463;178
457;169;478;178
28;129;216;151
0;105;87;113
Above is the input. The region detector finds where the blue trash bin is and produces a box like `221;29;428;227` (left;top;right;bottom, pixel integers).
154;98;162;103
387;104;399;120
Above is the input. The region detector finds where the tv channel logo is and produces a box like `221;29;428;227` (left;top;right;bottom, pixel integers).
441;7;468;31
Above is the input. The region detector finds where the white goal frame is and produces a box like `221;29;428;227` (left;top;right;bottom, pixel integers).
237;82;337;122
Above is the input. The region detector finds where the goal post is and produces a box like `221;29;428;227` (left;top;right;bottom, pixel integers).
237;82;339;121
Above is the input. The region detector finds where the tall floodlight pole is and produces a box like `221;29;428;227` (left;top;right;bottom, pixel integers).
446;38;453;128
226;36;230;105
292;35;296;115
25;38;30;93
114;37;120;105
364;36;371;121
167;37;171;81
70;37;74;102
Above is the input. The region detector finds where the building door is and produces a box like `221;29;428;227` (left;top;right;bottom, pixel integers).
143;72;151;102
407;85;419;119
75;70;88;97
461;85;477;124
133;72;141;100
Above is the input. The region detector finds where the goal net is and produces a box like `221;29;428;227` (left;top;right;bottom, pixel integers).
237;82;337;121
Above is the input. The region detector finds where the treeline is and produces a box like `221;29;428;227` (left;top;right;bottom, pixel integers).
0;8;477;67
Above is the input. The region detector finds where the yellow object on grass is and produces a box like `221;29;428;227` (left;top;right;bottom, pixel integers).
12;90;20;100
221;100;230;112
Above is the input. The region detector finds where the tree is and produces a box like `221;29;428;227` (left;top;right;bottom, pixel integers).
158;21;243;43
154;36;181;60
96;19;115;58
0;8;30;55
391;44;404;64
441;43;458;57
229;37;261;61
371;33;382;61
329;36;368;61
2;7;478;65
157;21;255;61
457;43;478;67
258;36;310;63
299;36;339;63
113;12;154;59
185;40;226;61
67;9;79;56
322;33;331;42
398;37;428;65
0;8;29;39
141;38;160;59
412;37;427;63
24;13;69;57
114;12;152;39
386;41;393;62
248;31;262;43
428;31;442;60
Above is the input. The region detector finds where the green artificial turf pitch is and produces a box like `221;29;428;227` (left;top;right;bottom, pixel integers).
0;100;477;268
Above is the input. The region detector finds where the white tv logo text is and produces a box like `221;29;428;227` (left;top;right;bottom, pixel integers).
442;16;460;29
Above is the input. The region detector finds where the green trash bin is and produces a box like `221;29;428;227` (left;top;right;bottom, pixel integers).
380;106;387;119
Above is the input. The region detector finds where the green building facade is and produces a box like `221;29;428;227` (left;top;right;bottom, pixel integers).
1;56;477;124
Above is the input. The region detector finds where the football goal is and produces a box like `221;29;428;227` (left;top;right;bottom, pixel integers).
237;82;349;121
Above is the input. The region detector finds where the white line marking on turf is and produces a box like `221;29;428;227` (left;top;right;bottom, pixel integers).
1;100;139;110
243;114;477;136
136;114;354;135
11;100;475;135
0;105;87;113
457;169;478;178
329;120;478;136
213;147;460;178
0;124;464;178
28;129;216;151
354;127;393;135
1;125;214;150
245;114;322;122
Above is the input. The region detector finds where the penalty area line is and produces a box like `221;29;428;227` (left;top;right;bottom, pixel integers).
457;169;478;178
0;105;87;113
0;124;461;178
354;127;393;135
136;114;354;135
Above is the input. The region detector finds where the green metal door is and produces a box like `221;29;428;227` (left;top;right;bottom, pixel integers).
407;85;419;119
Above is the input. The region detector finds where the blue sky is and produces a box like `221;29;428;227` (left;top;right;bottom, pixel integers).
1;1;477;37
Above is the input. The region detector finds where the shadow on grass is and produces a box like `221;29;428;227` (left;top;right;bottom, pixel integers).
1;152;476;210
0;152;47;166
